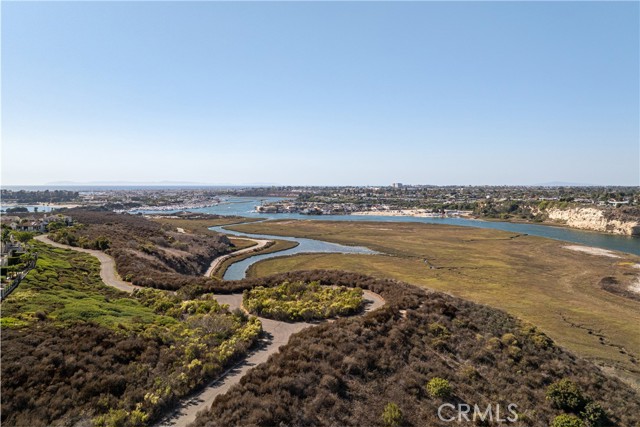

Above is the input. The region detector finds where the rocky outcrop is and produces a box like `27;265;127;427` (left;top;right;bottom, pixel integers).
544;207;640;236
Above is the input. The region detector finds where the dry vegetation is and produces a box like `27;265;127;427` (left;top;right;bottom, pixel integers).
228;237;258;251
605;206;640;223
6;212;639;426
0;242;261;427
148;213;261;236
190;270;640;427
228;219;640;388
48;209;231;289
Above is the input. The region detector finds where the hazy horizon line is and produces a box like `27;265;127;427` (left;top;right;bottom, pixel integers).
1;181;638;188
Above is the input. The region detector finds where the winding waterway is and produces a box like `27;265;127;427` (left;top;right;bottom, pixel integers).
209;224;376;280
137;196;640;256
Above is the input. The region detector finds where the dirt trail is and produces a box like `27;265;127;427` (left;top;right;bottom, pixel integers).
34;235;385;427
204;238;271;277
157;290;385;427
34;235;140;293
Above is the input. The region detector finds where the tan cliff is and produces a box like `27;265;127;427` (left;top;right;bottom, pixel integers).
542;207;640;236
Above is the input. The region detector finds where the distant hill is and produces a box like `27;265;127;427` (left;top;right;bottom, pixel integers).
46;180;210;186
36;180;282;188
536;181;598;187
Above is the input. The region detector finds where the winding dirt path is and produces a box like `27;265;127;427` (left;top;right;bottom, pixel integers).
34;234;385;427
204;238;271;277
157;289;385;427
34;235;140;293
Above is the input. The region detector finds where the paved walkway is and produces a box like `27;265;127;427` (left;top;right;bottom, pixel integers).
204;238;271;277
34;235;140;293
157;290;385;427
34;234;386;427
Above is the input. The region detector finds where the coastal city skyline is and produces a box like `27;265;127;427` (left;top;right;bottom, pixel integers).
3;2;639;186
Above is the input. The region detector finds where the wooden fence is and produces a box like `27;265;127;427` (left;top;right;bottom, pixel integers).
0;254;38;301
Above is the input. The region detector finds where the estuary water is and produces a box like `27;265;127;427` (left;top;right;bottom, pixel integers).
188;197;640;257
132;196;640;257
208;224;376;280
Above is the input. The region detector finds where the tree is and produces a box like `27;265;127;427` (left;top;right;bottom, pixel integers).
546;379;586;412
6;207;28;213
19;253;34;264
426;377;452;398
46;221;65;232
13;231;34;244
95;236;110;250
1;228;11;244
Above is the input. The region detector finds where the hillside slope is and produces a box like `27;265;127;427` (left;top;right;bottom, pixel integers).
49;209;231;289
190;271;640;427
544;206;640;236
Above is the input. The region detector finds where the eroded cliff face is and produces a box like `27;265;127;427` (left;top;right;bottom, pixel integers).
544;207;640;236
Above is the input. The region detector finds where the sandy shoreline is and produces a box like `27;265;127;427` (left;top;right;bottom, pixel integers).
351;209;471;218
563;245;621;258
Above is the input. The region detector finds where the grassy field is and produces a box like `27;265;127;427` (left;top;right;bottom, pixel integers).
231;219;640;387
229;237;258;250
212;239;299;279
150;215;260;236
1;241;175;330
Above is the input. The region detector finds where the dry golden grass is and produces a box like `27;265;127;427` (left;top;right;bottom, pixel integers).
233;219;640;388
228;237;258;251
150;216;260;236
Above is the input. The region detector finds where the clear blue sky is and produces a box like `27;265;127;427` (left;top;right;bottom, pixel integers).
2;1;638;186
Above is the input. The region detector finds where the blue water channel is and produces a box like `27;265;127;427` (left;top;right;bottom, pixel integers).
209;223;377;280
129;196;640;265
187;197;640;256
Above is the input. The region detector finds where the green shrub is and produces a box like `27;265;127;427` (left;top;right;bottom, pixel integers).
1;242;262;427
95;236;110;250
139;243;156;255
551;414;584;427
546;379;586;411
93;408;129;427
532;333;553;349
459;364;479;380
243;281;364;321
382;402;403;427
580;402;607;427
508;345;522;361
486;336;502;350
501;333;518;346
428;322;450;337
13;231;34;243
426;377;452;398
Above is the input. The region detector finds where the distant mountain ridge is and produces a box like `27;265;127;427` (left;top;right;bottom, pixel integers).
47;180;212;186
44;180;281;186
535;181;598;187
